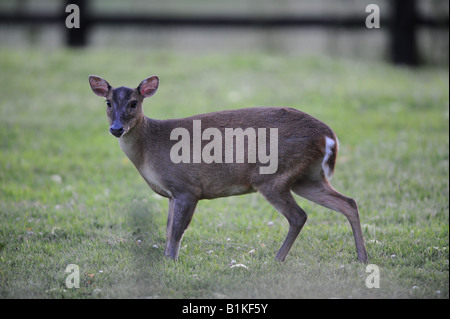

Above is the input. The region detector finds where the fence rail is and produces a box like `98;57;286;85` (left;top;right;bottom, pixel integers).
0;0;448;66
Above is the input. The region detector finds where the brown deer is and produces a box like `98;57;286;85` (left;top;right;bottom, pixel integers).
89;75;368;263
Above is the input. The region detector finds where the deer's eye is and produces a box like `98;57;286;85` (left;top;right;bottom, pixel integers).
130;101;137;109
106;100;111;108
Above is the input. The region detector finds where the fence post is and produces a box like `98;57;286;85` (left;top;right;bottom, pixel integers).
391;0;419;66
65;0;88;47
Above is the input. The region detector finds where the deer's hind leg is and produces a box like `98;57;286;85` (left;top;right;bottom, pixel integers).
292;178;368;262
258;185;308;262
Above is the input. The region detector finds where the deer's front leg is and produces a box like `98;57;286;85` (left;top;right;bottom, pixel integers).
164;195;198;260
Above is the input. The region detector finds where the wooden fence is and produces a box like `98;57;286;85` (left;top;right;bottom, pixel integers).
0;0;448;66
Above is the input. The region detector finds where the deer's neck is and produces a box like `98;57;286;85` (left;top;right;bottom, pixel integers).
118;116;153;169
118;116;171;198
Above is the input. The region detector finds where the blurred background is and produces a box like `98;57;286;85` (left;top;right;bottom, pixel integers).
0;0;448;66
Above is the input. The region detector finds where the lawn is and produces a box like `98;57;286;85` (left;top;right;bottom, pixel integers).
0;48;448;299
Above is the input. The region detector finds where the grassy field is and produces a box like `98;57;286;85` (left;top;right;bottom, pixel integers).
0;48;448;299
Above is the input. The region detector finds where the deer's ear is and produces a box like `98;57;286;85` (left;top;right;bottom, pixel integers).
138;76;159;98
89;75;111;97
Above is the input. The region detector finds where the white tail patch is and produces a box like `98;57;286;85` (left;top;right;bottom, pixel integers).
322;136;336;180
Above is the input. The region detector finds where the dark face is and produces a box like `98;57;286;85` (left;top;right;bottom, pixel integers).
106;87;142;138
89;75;159;138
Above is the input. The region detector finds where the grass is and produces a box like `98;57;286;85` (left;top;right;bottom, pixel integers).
0;48;448;299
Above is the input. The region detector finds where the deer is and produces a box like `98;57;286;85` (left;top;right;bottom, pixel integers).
88;75;368;263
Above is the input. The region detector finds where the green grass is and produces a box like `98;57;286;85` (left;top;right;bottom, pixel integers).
0;48;448;299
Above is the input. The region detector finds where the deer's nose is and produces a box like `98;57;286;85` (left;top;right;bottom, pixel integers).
110;123;124;138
